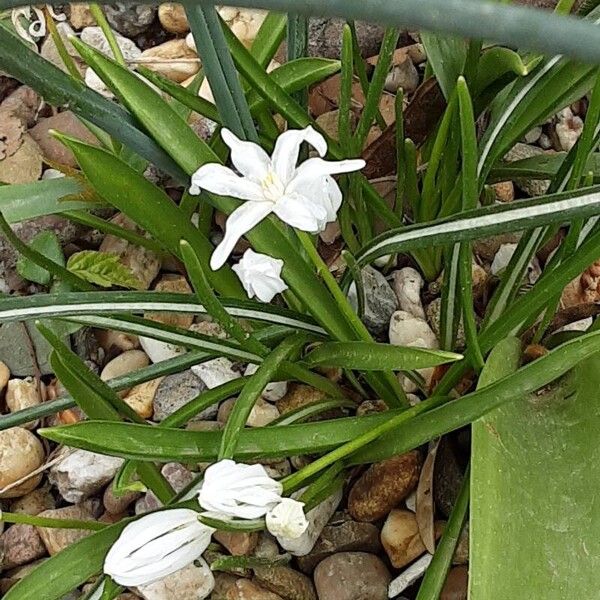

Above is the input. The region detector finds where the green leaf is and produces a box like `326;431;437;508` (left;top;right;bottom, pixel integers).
66;251;142;289
0;291;326;335
0;177;103;223
421;32;468;98
303;341;462;371
473;47;533;97
39;330;600;464
470;338;600;598
356;184;600;266
17;231;64;285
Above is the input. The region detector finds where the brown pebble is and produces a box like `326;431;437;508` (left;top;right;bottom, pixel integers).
441;566;468;600
253;565;317;600
313;552;390;600
214;530;258;556
348;451;422;522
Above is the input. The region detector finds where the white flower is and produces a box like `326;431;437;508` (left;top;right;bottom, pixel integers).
198;459;283;519
190;127;365;270
232;249;288;302
104;508;214;587
266;498;309;539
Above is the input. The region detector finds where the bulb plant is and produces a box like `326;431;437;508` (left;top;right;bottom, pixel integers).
0;1;600;599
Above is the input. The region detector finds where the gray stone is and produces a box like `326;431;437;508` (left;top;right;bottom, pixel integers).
0;321;58;376
103;3;157;37
348;266;398;337
307;19;387;59
136;558;214;600
135;462;195;513
296;514;381;573
49;449;124;503
504;143;550;197
152;370;213;422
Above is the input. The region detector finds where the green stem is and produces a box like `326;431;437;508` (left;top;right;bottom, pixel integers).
1;511;107;531
89;4;125;66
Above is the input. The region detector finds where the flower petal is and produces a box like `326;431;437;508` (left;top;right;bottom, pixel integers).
271;126;328;185
288;157;366;194
266;498;309;539
210;201;274;270
104;509;214;587
232;249;288;302
273;193;328;232
190;163;264;202
221;128;272;183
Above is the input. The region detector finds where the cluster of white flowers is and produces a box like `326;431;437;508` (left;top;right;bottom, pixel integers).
190;126;365;302
104;459;308;587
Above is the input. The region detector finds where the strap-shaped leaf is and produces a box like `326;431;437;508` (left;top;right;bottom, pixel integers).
303;342;462;371
356;185;600;265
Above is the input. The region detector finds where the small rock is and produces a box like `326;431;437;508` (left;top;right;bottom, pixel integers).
492;181;515;203
453;523;469;565
99;214;161;289
381;508;443;569
81;25;142;60
245;362;288;402
212;573;240;600
539;132;552;149
0;428;45;499
247;397;280;427
425;298;466;351
355;399;388;416
102;3;157;37
307;19;385;59
136;558;214;600
124;377;163;419
9;486;55;515
145;274;194;328
392;267;426;319
69;3;96;29
296;515;381;573
348;266;398;337
276;384;327;415
0;134;42;184
103;482;141;515
152;370;212;422
227;579;283;600
158;3;189;33
276;489;342;557
100;349;150;395
140;336;186;363
136;462;195;513
0;322;56;376
253;565;317;600
348;452;422;522
5;378;42;426
192;357;242;389
0;360;9;392
490;243;541;285
385;55;419;94
0;524;46;569
555;107;583;151
36;505;96;554
139;39;199;83
313;552;390;600
49;449;124;503
214;530;259;556
504;143;550;197
29;111;98;168
390;310;440;392
441;566;468;600
522;126;542;144
388;553;433;598
95;329;140;353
